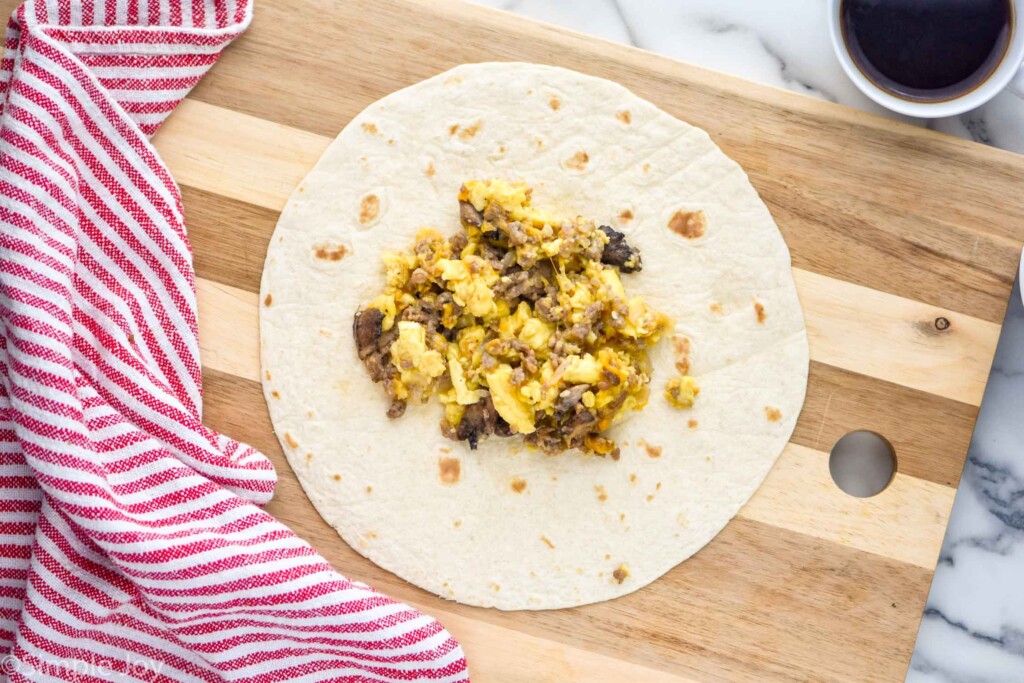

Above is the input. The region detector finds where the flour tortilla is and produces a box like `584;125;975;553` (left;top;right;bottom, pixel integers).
259;63;808;610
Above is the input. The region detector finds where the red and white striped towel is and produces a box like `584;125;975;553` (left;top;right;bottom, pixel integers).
0;0;468;680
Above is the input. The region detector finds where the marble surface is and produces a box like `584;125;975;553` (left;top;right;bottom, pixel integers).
474;0;1024;154
472;1;1024;681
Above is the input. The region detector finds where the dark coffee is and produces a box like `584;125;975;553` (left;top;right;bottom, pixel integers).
841;0;1014;102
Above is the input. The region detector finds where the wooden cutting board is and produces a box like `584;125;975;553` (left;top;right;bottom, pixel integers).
55;0;1024;679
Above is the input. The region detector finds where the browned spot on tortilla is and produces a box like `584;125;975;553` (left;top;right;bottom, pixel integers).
263;293;272;307
535;138;544;149
332;474;341;482
271;390;280;400
511;477;527;493
490;583;501;592
642;163;650;173
498;144;507;154
612;564;630;584
438;457;461;485
619;513;626;522
264;370;271;381
283;432;298;449
449;120;482;141
365;486;373;493
688;419;699;429
616;110;631;124
765;406;782;422
656;482;662;490
453;520;462;527
439;447;450;454
460;120;482;140
307;411;314;419
565;150;589;171
424;161;436;178
549;95;561;110
446;75;464;85
610;448;620;461
360;122;379;135
672;334;691;375
672;335;690;357
754;301;767;324
305;453;313;464
594;485;608;502
646;494;654;502
605;554;611;560
387;138;394;145
710;302;724;314
642;441;662;458
359;194;380;224
540;535;555;549
618;209;634;223
706;455;712;462
629;473;637;484
668;209;707;239
310;242;347;270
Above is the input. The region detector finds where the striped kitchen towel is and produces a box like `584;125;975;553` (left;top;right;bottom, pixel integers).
0;0;468;680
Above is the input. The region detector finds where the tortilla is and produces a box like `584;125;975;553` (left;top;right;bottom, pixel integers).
259;63;808;610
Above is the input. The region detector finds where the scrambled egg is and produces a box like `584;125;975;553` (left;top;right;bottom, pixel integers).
390;321;446;398
354;179;699;456
664;375;699;408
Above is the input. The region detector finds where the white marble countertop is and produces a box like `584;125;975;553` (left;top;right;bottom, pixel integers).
472;1;1024;681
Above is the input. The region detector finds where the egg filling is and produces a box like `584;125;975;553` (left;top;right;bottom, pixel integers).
353;179;691;457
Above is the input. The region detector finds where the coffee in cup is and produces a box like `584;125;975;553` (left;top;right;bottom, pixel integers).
840;0;1013;103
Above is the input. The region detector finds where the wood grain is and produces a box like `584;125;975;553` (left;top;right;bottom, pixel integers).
85;0;1024;677
793;362;976;488
745;443;953;569
155;100;328;211
796;269;998;406
184;186;278;293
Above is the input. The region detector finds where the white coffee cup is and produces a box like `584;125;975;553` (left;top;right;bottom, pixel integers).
828;0;1024;118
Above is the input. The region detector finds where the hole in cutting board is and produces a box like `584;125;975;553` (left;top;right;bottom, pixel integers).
828;431;897;498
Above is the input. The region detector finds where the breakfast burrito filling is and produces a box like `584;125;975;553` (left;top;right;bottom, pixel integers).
353;179;690;456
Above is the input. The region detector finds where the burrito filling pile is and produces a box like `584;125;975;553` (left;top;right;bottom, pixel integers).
353;179;695;456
